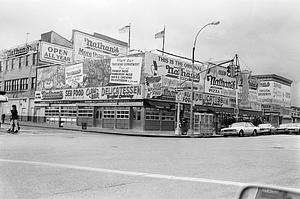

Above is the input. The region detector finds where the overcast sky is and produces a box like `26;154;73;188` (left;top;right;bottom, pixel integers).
1;0;300;105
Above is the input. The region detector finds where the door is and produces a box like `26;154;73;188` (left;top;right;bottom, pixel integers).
194;113;215;135
95;108;102;127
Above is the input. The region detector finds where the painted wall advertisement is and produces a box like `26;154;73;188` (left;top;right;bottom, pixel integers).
72;30;128;62
36;56;143;91
204;65;236;98
110;57;142;84
35;85;144;102
258;80;291;107
40;41;73;64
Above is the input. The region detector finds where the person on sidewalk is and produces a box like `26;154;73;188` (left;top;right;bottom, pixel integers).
8;105;19;133
1;114;5;124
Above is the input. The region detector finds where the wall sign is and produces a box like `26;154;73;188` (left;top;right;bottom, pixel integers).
40;41;72;64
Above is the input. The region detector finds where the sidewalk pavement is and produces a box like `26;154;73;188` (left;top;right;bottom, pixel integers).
0;121;223;138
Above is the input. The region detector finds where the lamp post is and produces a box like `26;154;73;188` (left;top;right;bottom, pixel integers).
189;21;220;136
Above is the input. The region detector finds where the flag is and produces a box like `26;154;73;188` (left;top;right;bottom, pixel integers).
119;25;130;33
155;29;165;39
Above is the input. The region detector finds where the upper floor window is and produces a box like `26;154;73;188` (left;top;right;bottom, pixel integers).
32;53;37;65
11;58;15;70
0;61;2;72
5;60;9;70
25;55;29;66
31;77;36;89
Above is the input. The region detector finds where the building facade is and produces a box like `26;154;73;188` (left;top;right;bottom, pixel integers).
291;106;300;123
253;74;292;126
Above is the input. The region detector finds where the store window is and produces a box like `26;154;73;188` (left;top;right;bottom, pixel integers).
161;111;175;121
145;108;160;120
103;110;115;119
116;110;129;119
78;106;93;117
45;107;60;123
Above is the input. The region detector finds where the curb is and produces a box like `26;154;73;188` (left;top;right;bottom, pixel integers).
3;122;224;138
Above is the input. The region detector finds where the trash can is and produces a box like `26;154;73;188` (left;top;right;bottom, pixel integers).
82;122;87;130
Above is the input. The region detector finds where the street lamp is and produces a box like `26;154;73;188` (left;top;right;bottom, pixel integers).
189;21;220;136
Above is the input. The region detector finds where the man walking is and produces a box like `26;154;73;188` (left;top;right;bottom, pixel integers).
8;105;19;133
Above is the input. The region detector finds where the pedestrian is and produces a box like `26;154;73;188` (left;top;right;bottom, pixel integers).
8;105;19;133
1;113;5;124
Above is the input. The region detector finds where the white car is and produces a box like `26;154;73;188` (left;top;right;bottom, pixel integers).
258;123;277;135
221;122;260;137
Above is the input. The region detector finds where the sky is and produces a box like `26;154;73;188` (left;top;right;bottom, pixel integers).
1;0;300;105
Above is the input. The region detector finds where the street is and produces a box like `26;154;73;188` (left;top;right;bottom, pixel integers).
0;126;299;199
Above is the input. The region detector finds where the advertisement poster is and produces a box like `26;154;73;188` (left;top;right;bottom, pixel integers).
204;65;236;98
239;70;251;108
40;41;72;64
72;30;128;62
110;57;142;84
145;76;163;98
35;84;144;101
65;63;84;88
144;52;204;91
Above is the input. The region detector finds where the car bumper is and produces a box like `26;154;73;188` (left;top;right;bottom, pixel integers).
220;131;239;136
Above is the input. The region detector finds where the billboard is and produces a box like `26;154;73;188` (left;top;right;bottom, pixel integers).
204;65;236;98
0;41;38;59
36;56;143;91
35;84;144;102
110;57;142;84
144;52;205;91
72;30;128;62
40;41;72;64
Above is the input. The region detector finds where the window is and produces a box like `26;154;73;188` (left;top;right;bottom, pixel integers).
19;56;23;68
45;107;60;116
31;77;36;89
0;61;2;71
61;107;77;117
4;80;12;91
78;106;93;117
6;60;9;70
161;111;175;121
103;110;115;119
32;53;37;65
11;58;15;69
145;108;160;120
25;55;29;66
20;78;28;90
116;110;129;119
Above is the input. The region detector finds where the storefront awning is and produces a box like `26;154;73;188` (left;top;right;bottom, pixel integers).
145;100;172;109
239;109;262;116
0;95;8;102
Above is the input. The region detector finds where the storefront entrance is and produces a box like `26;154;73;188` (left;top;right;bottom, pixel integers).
194;113;215;136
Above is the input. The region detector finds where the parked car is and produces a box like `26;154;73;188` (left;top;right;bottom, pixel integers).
220;122;260;137
258;123;277;135
285;123;300;135
276;123;300;134
276;123;289;134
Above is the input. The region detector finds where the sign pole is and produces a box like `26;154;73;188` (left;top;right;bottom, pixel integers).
175;64;182;135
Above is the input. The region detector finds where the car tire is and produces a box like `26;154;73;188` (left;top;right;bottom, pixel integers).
253;130;257;136
239;130;244;137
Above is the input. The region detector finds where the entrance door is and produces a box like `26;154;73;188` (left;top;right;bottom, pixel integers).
194;113;215;136
95;109;102;127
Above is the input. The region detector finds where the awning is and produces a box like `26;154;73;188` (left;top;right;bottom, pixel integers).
145;100;172;109
0;95;8;102
239;109;263;116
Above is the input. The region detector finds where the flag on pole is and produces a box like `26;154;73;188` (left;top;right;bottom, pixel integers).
119;25;130;33
155;29;165;39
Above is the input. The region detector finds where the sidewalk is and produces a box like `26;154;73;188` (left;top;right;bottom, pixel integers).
1;121;222;138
